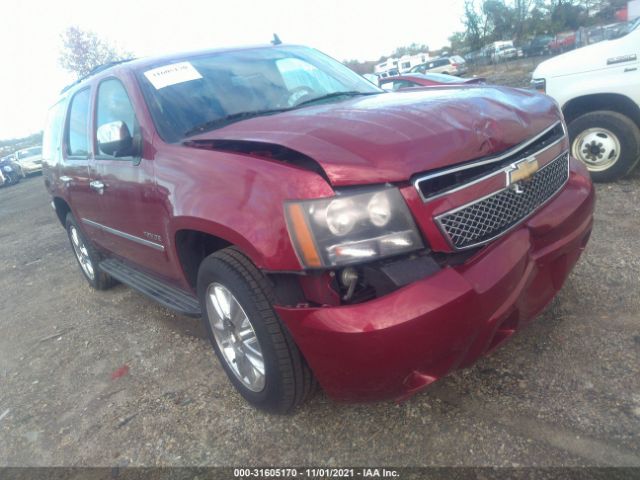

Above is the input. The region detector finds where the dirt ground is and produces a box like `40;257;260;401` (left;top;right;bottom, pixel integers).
0;155;639;467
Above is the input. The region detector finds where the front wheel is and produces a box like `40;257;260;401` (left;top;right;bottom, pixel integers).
197;247;315;413
568;111;640;182
2;170;21;186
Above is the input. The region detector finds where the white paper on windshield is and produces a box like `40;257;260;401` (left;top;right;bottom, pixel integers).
143;62;203;89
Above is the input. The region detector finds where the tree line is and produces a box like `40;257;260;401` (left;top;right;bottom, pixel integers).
453;0;629;51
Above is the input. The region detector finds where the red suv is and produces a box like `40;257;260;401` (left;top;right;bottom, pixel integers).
43;45;595;412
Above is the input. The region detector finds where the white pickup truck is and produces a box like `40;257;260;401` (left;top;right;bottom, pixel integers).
532;18;640;181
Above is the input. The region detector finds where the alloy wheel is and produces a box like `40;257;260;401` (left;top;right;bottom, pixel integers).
205;282;266;392
69;225;95;280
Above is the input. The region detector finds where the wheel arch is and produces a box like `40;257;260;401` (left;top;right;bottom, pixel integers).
563;93;640;128
171;217;267;291
52;196;71;227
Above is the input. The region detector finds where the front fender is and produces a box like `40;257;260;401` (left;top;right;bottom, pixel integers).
156;144;335;272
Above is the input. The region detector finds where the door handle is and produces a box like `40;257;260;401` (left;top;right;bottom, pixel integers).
90;180;106;194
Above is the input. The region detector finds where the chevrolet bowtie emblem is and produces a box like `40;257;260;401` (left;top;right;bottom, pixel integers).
507;156;539;193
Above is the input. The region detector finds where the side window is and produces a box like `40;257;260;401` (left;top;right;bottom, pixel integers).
95;79;139;158
66;89;91;158
42;100;67;162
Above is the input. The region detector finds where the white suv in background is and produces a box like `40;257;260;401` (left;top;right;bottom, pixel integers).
532;18;640;181
410;56;468;76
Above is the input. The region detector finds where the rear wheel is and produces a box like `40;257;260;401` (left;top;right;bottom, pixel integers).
65;213;115;290
197;247;315;413
568;110;640;182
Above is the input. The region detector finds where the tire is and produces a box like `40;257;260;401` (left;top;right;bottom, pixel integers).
3;171;20;186
568;111;640;182
197;247;315;413
65;213;115;290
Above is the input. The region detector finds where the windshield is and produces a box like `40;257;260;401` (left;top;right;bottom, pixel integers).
136;46;382;142
16;147;41;159
626;17;640;35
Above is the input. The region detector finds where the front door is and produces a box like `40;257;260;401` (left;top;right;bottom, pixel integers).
88;77;176;281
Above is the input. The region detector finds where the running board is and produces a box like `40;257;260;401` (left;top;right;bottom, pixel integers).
99;258;201;317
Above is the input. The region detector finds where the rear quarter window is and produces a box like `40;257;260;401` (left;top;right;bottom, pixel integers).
42;100;67;163
65;88;91;158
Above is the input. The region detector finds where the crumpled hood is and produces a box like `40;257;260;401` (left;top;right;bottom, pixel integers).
189;86;560;186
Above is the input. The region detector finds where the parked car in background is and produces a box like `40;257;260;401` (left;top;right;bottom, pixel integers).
14;146;44;175
532;17;640;181
485;41;518;62
379;73;485;91
548;32;576;54
576;22;629;48
409;56;468;76
44;43;593;412
522;36;552;57
0;155;24;186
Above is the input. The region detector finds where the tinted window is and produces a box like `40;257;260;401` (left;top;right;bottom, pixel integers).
66;89;91;158
96;79;139;158
43;101;66;162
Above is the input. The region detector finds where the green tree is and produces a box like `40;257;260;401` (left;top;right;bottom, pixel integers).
483;0;516;41
463;0;486;50
391;43;430;57
59;26;132;79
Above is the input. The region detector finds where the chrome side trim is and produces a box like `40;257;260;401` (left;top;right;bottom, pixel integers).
414;121;565;203
434;151;570;251
82;218;165;251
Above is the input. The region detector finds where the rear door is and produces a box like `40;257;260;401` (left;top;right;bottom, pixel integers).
60;87;103;238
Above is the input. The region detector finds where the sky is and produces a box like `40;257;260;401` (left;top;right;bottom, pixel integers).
0;0;465;140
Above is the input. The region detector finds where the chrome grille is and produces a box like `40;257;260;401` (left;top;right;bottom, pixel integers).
436;153;569;250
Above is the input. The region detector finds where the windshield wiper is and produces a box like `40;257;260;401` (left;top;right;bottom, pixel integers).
184;108;290;137
294;91;378;107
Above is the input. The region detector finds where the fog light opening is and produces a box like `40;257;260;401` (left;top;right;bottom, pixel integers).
340;267;359;301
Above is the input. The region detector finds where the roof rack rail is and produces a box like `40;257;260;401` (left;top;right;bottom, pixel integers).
60;58;135;94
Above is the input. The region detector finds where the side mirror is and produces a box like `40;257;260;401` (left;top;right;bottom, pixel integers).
97;121;136;157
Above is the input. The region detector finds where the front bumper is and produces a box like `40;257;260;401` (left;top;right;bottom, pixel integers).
276;158;595;402
20;163;42;174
